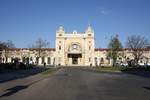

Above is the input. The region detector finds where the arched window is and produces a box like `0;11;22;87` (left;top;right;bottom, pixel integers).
22;57;26;63
88;34;91;36
48;57;51;64
36;57;39;64
30;57;33;61
95;57;97;66
0;57;2;63
100;58;104;64
59;34;62;36
11;57;13;63
42;57;45;64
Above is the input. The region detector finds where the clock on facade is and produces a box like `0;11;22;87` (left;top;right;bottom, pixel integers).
72;44;78;49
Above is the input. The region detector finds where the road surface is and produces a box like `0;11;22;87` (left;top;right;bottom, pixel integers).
0;67;150;100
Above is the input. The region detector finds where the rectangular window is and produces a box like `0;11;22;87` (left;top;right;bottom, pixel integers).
59;46;61;50
89;46;91;50
88;34;91;36
89;58;91;62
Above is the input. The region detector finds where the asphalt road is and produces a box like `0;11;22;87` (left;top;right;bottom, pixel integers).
0;67;150;100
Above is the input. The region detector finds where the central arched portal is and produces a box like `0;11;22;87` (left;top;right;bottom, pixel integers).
68;53;82;65
67;43;82;65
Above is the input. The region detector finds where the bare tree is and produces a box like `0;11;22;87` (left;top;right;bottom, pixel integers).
0;42;7;51
0;42;7;63
4;40;15;48
0;40;15;63
126;35;149;66
31;38;49;63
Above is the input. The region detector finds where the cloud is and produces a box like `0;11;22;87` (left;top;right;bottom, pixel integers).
100;10;108;15
98;7;110;15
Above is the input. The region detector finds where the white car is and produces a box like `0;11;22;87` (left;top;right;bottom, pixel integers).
120;63;128;67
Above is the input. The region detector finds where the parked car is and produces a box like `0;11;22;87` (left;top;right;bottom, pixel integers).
120;63;128;67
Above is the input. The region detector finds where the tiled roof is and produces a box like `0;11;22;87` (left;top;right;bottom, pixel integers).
95;48;150;51
6;48;55;51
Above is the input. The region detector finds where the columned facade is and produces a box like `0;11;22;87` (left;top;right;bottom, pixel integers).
0;26;150;66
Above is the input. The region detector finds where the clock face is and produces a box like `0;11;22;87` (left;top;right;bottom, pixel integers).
73;44;77;49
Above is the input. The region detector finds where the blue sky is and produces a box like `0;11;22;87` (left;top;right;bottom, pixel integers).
0;0;150;48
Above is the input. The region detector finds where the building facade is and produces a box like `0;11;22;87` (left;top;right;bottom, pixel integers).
0;26;150;66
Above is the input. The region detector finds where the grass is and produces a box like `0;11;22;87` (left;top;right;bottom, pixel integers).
41;68;59;75
121;67;150;72
94;66;150;72
94;66;123;72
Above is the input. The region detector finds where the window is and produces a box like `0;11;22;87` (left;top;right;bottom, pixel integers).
89;58;91;62
30;57;33;61
95;57;98;66
42;57;45;64
88;34;91;36
59;34;62;36
36;57;39;64
53;58;55;65
119;57;122;60
59;46;61;50
100;58;104;64
0;57;1;61
6;57;8;63
89;46;91;50
11;57;13;63
72;44;78;49
23;57;26;63
95;57;97;61
48;57;51;64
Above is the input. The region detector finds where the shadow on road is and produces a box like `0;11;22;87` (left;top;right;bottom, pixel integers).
0;67;49;83
143;86;150;91
0;76;46;98
0;85;28;97
121;67;150;78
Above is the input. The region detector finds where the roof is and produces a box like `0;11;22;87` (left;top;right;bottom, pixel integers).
1;48;150;52
6;48;55;51
95;48;108;51
95;48;150;51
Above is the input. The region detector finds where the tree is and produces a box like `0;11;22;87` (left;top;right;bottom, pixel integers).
126;35;149;66
0;42;7;51
31;38;49;63
0;42;7;63
107;35;123;67
4;40;15;48
0;40;15;63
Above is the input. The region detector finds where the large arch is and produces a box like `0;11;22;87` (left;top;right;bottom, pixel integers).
67;42;82;65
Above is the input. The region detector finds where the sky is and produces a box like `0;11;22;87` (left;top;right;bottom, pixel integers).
0;0;150;48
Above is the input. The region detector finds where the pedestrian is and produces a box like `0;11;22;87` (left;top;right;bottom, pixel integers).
44;62;46;67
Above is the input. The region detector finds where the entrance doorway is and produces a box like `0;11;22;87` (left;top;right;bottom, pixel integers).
68;54;82;65
72;57;78;64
